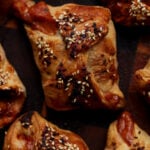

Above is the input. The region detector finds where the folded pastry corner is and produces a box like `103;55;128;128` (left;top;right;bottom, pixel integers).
135;59;150;103
12;0;125;110
0;44;26;128
3;111;89;150
105;111;150;150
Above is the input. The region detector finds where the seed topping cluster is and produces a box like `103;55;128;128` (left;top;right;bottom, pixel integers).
36;37;57;68
56;63;95;106
37;125;80;150
56;11;107;58
0;69;9;86
129;0;150;25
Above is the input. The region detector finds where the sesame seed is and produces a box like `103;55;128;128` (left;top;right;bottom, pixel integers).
86;83;89;87
85;23;89;26
77;81;81;84
67;82;71;86
81;85;85;90
80;91;84;95
73;98;77;103
65;87;69;91
82;82;86;85
90;89;93;93
85;76;88;80
68;78;73;82
87;94;91;98
5;131;7;135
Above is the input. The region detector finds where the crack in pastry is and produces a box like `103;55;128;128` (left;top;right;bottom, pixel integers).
0;44;26;128
105;111;150;150
12;0;125;110
3;111;89;150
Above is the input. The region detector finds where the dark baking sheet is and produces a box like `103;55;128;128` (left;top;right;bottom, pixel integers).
0;0;150;149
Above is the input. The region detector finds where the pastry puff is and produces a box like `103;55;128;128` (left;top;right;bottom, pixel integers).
12;0;125;110
0;44;26;128
135;59;150;103
101;0;150;26
105;111;150;150
3;111;89;150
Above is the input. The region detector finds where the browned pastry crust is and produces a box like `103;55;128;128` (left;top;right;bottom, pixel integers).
105;111;150;150
0;44;26;128
101;0;150;26
12;0;125;110
135;59;150;103
3;111;89;150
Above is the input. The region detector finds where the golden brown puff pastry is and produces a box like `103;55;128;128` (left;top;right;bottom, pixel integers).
101;0;150;26
12;0;125;110
0;44;26;128
3;111;89;150
105;111;150;150
135;59;150;103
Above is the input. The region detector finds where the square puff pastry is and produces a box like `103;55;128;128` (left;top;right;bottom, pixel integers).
135;59;150;103
0;44;26;128
105;111;150;150
3;111;89;150
12;0;125;110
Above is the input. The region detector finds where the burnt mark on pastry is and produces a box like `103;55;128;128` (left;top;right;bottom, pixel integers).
37;125;79;150
36;37;57;68
19;111;33;128
56;11;108;58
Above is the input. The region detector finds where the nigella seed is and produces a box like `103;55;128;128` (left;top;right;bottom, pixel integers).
70;31;75;37
81;33;86;38
70;49;77;58
92;22;97;28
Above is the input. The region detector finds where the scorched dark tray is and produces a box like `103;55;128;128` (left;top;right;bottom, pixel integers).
0;0;150;150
